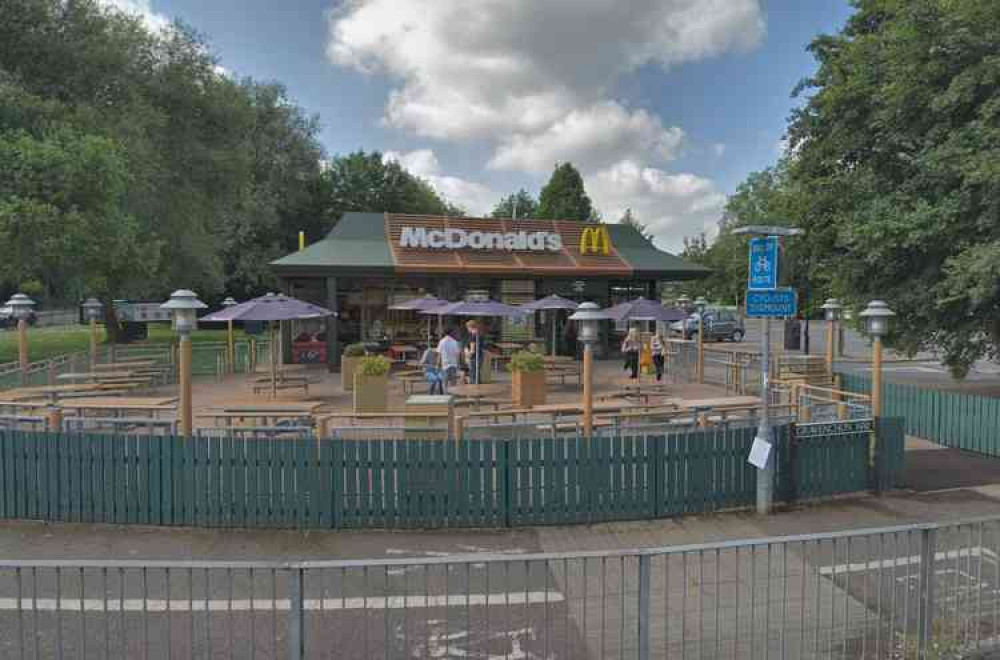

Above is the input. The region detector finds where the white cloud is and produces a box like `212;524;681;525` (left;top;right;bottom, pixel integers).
328;0;764;141
384;149;498;215
588;160;726;252
97;0;169;33
489;101;684;174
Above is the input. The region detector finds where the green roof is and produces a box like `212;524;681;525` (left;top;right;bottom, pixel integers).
271;212;394;273
272;212;710;280
605;224;711;280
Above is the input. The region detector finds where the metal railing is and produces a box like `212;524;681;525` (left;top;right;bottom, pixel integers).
1;515;998;658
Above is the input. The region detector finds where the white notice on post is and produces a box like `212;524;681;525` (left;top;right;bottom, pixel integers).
748;437;772;470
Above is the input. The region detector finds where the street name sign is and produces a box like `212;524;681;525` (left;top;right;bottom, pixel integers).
748;236;779;290
746;288;797;318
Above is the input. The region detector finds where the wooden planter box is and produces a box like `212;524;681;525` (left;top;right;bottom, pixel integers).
341;355;362;391
512;370;546;408
354;372;388;413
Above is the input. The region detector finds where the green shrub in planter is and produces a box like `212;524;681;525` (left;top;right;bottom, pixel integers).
507;350;545;373
341;342;368;391
358;355;391;376
354;355;390;412
509;350;546;407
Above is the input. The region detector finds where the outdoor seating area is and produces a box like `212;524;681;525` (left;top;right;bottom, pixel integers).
0;289;872;442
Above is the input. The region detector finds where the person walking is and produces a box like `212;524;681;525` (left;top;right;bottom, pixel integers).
651;329;666;382
420;340;443;394
436;328;461;393
621;327;641;380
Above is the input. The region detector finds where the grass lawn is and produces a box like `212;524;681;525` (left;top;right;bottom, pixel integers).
0;323;252;364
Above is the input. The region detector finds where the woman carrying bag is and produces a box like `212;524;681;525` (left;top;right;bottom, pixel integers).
621;327;641;380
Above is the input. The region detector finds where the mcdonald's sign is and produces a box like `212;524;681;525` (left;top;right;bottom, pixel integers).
579;225;612;255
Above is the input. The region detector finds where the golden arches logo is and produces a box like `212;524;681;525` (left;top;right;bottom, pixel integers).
579;225;611;255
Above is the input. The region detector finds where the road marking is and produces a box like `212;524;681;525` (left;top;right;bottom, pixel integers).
0;591;565;613
819;546;997;576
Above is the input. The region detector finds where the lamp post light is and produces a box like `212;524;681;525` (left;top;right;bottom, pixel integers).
694;296;709;384
676;295;692;312
5;294;36;384
569;302;605;439
82;298;104;369
161;290;206;437
222;296;238;373
860;300;895;419
820;298;842;378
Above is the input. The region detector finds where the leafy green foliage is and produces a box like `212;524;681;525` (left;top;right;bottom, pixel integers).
358;354;391;376
491;189;538;219
682;162;826;311
536;163;593;221
784;0;1000;375
507;350;545;373
323;151;463;224
0;0;468;317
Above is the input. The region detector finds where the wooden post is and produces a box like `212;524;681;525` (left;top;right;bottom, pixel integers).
179;335;193;437
872;336;883;419
227;320;235;374
870;336;883;476
47;360;56;386
18;319;28;385
90;318;99;370
454;415;465;443
47;405;63;433
582;343;594;439
696;316;705;384
835;373;847;420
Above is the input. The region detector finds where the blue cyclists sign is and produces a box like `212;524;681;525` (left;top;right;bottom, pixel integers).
746;288;797;318
748;237;779;290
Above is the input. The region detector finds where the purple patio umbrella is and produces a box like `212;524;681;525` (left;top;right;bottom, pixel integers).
603;297;686;323
202;293;334;398
388;294;448;312
421;300;527;383
520;295;579;356
389;294;450;344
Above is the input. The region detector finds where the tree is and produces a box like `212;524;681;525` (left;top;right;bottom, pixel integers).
785;0;1000;375
0;0;330;307
681;161;827;313
322;151;461;225
536;162;593;221
0;127;149;328
618;208;652;240
491;189;537;219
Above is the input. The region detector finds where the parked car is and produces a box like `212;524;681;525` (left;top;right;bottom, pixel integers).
670;309;745;342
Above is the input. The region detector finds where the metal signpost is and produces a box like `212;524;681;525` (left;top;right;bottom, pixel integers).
734;225;802;515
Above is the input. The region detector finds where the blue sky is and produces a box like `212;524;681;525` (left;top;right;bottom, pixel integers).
107;0;854;251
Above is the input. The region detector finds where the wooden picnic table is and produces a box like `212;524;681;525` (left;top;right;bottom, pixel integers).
448;383;507;408
675;396;760;410
93;361;157;370
60;396;178;410
209;401;326;414
58;371;139;381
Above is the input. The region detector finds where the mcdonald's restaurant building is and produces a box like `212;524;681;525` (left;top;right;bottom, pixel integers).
270;212;709;369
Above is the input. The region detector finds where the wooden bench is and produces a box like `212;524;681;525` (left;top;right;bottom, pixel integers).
545;365;581;385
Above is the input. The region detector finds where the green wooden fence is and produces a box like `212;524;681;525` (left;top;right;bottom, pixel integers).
0;422;903;530
840;373;1000;457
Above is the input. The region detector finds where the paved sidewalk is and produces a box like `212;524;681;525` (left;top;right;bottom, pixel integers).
1;482;997;563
